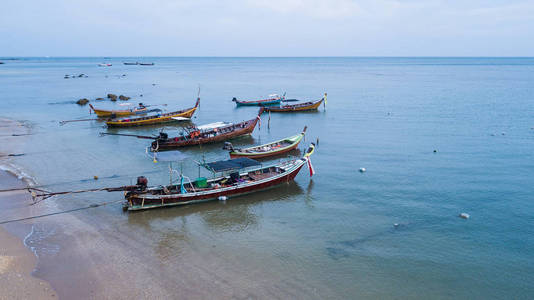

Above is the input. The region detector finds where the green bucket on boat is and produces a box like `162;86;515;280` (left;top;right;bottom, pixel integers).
195;177;208;188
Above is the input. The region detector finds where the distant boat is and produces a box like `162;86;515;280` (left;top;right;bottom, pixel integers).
98;63;112;67
0;62;4;65
139;62;155;66
123;62;139;65
105;98;199;128
265;95;325;112
232;93;284;106
89;103;159;117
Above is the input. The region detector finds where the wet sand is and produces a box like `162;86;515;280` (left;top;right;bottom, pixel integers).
0;223;56;300
0;171;57;298
0;118;54;299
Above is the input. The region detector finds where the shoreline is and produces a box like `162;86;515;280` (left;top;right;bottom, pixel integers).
0;171;55;300
0;116;56;298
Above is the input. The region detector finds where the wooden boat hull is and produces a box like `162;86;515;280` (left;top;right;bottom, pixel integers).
229;128;306;159
125;160;305;210
266;98;324;112
91;107;149;117
229;142;299;159
152;117;259;150
106;99;199;127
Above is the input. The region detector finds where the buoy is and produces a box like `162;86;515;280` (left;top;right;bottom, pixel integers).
359;168;366;173
433;149;437;153
93;176;98;180
218;196;227;202
459;213;470;219
393;223;399;228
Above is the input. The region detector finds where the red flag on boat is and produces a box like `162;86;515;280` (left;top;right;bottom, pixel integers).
307;157;315;177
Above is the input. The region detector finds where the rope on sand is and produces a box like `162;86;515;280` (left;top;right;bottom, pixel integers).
0;199;123;225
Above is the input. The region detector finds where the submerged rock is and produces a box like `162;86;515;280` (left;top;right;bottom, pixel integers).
76;98;89;105
119;95;130;101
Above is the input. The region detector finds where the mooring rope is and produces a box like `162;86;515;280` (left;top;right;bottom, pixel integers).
0;169;160;193
0;199;124;225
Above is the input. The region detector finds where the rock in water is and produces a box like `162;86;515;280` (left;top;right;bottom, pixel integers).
119;95;131;101
76;98;89;105
107;93;117;100
95;97;104;100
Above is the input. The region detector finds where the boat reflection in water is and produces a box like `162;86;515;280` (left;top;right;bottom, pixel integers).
126;180;304;232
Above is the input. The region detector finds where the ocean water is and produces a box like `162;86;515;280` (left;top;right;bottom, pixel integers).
1;57;534;298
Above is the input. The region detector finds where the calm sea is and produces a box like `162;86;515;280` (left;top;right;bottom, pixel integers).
1;57;533;298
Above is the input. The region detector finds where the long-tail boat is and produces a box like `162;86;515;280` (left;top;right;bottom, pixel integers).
232;94;284;106
150;108;264;151
106;98;199;128
124;143;316;210
224;126;307;159
89;103;158;117
265;93;326;112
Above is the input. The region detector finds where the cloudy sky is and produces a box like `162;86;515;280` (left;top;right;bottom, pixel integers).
1;0;533;56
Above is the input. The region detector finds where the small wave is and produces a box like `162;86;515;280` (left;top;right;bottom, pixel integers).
0;161;38;186
24;224;61;259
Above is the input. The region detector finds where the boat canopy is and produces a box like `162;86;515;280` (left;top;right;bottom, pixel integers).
171;116;191;121
202;157;260;172
196;121;232;131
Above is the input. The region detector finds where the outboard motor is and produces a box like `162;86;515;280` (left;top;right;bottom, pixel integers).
232;97;237;102
136;176;148;189
158;132;168;140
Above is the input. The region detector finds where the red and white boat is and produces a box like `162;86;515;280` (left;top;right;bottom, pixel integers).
124;143;316;210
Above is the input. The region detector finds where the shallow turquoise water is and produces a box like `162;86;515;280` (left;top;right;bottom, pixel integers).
1;57;534;298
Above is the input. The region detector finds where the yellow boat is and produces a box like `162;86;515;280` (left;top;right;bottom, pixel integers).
106;98;200;127
89;103;153;117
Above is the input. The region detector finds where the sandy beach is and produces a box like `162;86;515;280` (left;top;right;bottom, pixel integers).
0;118;56;299
0;221;56;300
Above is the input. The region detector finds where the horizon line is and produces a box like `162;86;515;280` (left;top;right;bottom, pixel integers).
1;56;534;59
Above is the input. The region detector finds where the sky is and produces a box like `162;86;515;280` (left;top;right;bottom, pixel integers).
1;0;533;56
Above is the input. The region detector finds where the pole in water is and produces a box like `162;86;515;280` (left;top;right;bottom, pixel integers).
316;137;319;146
268;110;271;130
